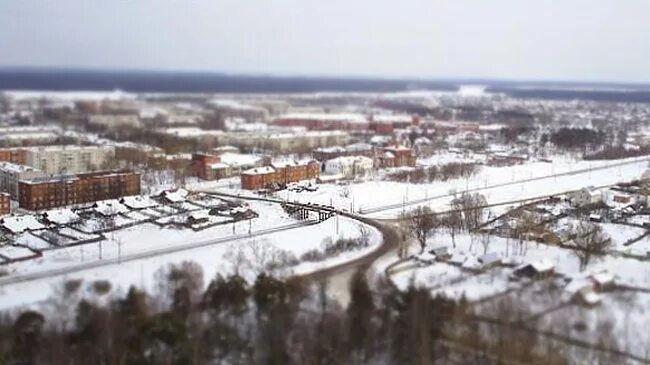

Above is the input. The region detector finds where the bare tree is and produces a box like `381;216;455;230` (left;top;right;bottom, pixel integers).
405;206;437;253
451;192;487;230
441;211;462;248
572;222;612;271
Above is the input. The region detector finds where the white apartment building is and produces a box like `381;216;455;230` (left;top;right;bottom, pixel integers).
25;145;116;174
324;156;374;178
221;130;351;152
0;162;46;199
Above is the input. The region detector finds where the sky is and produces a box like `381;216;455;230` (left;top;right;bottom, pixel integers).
0;0;649;83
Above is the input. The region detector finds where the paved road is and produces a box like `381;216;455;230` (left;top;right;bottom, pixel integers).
205;190;402;305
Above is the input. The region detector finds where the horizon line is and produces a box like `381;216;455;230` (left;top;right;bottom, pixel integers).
1;65;650;88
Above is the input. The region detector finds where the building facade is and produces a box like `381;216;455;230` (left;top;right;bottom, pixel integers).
241;160;320;190
18;170;140;210
324;156;374;178
273;113;369;131
0;193;9;216
221;131;351;152
0;162;47;199
25;145;116;174
312;143;375;161
0;148;28;165
380;146;416;168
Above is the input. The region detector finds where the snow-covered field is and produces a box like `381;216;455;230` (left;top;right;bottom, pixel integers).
237;156;650;219
0;199;381;310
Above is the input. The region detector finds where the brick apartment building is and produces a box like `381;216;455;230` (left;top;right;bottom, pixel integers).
376;146;416;168
0;148;27;165
369;115;418;134
190;153;222;180
191;152;265;181
18;170;141;210
241;160;320;190
0;193;9;216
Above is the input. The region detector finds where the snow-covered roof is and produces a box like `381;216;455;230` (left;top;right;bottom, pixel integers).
581;291;602;305
345;142;373;151
218;153;262;168
121;195;158;210
242;166;275;175
189;210;210;221
416;252;436;262
0;162;40;173
462;256;482;270
372;114;413;123
530;259;554;273
94;200;130;216
479;252;501;265
2;215;45;233
162;188;188;203
590;272;615;286
325;155;374;166
449;253;467;265
43;208;80;225
208;162;231;170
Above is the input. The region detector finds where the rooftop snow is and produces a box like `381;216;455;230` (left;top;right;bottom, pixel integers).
121;196;159;210
43;208;81;225
1;215;46;233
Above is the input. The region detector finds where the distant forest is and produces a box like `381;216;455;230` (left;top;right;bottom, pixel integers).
1;68;650;103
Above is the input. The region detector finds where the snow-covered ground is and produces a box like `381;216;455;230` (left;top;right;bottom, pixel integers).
390;232;650;301
233;156;650;219
0;199;381;310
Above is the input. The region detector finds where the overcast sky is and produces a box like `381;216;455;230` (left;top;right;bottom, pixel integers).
1;0;649;82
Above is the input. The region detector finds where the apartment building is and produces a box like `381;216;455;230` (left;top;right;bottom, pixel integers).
241;160;319;190
25;145;116;174
0;148;27;165
312;143;374;161
273;113;369;131
18;170;140;210
376;146;416;168
0;193;9;216
221;131;350;152
0;162;47;199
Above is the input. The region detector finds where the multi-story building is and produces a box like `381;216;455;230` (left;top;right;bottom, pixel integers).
0;148;28;165
313;143;374;161
241;160;320;190
190;153;222;180
88;114;141;130
25;145;116;174
376;146;416;168
221;131;351;152
273;113;369;131
324;156;375;178
0;162;47;199
191;152;265;181
18;170;140;210
369;114;417;134
0;193;10;216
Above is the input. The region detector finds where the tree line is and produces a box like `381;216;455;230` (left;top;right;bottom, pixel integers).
0;261;573;365
386;162;480;184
